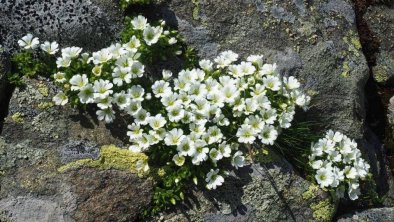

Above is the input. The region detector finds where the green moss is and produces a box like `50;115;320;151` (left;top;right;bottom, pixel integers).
310;199;336;222
192;0;200;21
341;61;350;78
37;101;54;110
350;37;362;50
373;65;389;84
0;214;12;222
302;184;319;200
58;145;149;175
37;83;49;97
11;112;24;123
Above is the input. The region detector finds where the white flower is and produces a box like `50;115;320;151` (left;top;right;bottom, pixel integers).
53;92;68;106
259;63;277;76
113;91;130;109
143;25;163;46
236;125;256;144
18;34;39;49
348;181;361;200
124;36;141;52
214;50;238;68
218;142;232;158
69;74;89;91
96;96;112;109
152;80;171;98
199;59;213;72
206;169;224;190
136;159;150;172
239;61;256;76
247;55;263;68
164;128;185;146
93;79;113;99
177;137;196;157
148;114;167;130
192;141;209;165
263;76;281;91
162;69;173;80
92;48;112;65
284;76;300;90
131;15;148;30
209;148;223;163
96;108;115;123
344;166;358;180
130;61;145;78
311;160;323;169
207;126;223;144
168;37;177;45
78;84;95;104
62;47;82;59
315;168;334;188
127;123;143;140
40;41;59;54
56;56;71;68
133;109;150;125
128;85;145;102
53;72;67;83
326;130;344;143
167;105;185;122
173;154;185;166
112;67;132;86
259;125;278;145
125;100;142;116
231;151;245;169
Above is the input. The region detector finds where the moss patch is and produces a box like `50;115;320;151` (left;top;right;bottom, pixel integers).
58;145;148;174
302;184;319;200
37;101;54;110
11;112;24;123
37;83;49;97
192;0;200;21
341;61;351;78
310;199;335;222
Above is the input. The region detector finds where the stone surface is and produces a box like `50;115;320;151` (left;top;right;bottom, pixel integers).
0;77;153;222
151;153;336;222
337;207;394;222
0;0;123;53
161;0;369;141
365;4;394;86
150;0;369;220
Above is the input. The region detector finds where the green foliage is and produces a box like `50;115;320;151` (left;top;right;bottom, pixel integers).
120;0;152;10
273;120;321;171
9;50;56;87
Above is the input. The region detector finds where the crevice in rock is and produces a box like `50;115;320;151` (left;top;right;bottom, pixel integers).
0;53;15;134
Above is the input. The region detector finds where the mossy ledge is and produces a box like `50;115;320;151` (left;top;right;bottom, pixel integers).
58;145;148;174
310;199;336;222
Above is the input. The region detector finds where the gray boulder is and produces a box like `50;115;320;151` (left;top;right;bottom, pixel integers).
337;207;394;222
364;4;394;86
161;0;369;140
0;77;153;222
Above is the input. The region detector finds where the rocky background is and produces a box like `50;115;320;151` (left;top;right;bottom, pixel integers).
0;0;393;221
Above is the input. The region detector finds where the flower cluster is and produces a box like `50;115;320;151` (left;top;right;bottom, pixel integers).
309;130;370;200
17;15;311;190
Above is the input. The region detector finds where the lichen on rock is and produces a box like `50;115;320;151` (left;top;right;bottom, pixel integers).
58;145;149;175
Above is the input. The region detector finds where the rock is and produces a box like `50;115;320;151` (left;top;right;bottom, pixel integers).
150;0;368;220
0;0;123;53
161;0;369;140
150;151;336;222
337;207;394;222
0;77;153;222
364;4;394;86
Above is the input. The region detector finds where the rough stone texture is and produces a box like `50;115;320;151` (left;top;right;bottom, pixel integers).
0;0;123;53
0;78;153;222
337;207;394;222
365;4;394;86
151;154;336;222
161;0;369;141
149;0;369;220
